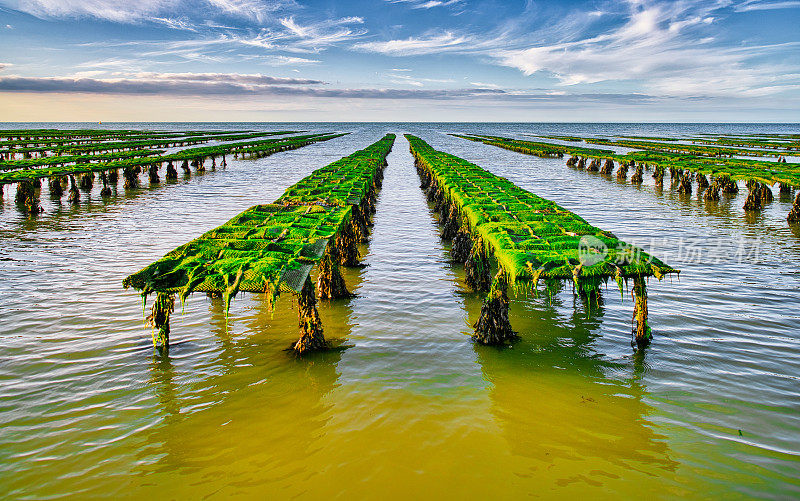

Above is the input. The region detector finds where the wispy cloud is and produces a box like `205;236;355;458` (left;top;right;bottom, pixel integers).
386;0;463;9
493;1;800;97
734;0;800;11
261;55;321;65
0;0;295;24
277;16;367;52
353;31;470;56
151;17;198;32
204;0;295;23
354;0;800;98
469;81;500;89
387;71;455;87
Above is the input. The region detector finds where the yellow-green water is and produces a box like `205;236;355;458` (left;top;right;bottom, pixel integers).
1;123;799;499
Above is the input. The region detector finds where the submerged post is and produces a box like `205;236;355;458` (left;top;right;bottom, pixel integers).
465;237;491;292
148;292;175;352
473;270;517;345
451;227;472;263
100;171;112;197
49;177;63;199
788;192;800;223
630;164;644;184
148;164;160;184
743;183;763;211
335;223;360;267
15;180;42;214
67;175;80;205
317;253;351;299
631;276;650;350
166;161;178;180
123;166;138;189
704;176;721;201
80;172;93;191
294;276;326;354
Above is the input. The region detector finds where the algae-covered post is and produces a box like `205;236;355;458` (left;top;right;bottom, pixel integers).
408;135;678;350
788;193;800;223
295;277;326;353
123;134;395;355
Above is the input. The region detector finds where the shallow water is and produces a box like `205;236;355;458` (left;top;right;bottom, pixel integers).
1;123;799;499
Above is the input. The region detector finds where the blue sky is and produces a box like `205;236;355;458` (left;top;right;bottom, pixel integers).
0;0;799;121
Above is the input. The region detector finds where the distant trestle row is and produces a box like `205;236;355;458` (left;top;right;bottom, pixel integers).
454;133;800;223
0;129;346;214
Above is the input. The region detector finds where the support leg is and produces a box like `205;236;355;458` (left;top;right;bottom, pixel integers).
317;254;352;299
148;292;175;352
67;176;80;205
294;276;326;354
465;237;491;292
788;192;800;223
631;276;651;350
473;270;517;345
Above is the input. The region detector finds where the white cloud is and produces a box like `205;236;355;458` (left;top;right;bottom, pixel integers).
152;17;197;31
735;0;800;11
492;1;800;97
0;0;295;24
354;32;470;56
388;71;455;87
469;81;501;89
261;55;321;65
354;1;800;98
386;0;463;9
204;0;292;23
277;16;367;52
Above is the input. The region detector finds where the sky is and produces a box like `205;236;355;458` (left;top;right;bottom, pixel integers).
0;0;799;122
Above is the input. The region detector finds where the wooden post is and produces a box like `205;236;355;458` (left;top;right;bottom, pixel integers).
67;175;80;205
79;172;94;191
631;276;651;350
166;161;178;180
148;164;160;184
788;192;800;223
100;172;112;197
743;183;762;211
294;276;326;354
317;254;352;299
49;177;64;198
335;223;360;267
473;270;517;345
465;237;491;292
148;293;175;352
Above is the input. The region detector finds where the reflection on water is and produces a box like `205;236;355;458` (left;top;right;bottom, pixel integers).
1;123;799;498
